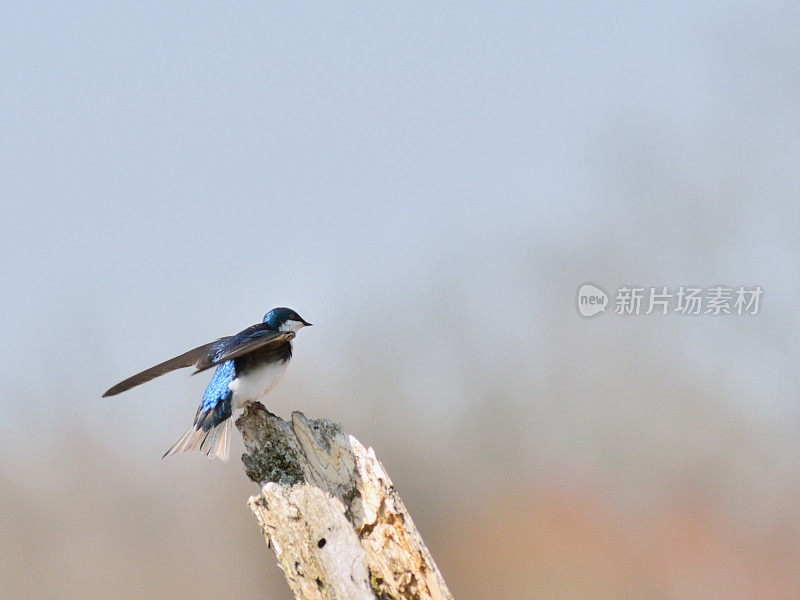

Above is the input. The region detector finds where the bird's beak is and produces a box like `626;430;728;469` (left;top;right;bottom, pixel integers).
302;320;313;327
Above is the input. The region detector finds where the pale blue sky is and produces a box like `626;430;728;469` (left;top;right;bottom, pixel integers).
2;3;799;469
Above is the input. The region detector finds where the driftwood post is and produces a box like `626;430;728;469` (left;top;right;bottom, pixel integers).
235;405;454;600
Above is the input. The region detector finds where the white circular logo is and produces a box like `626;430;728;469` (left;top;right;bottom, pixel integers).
577;283;608;317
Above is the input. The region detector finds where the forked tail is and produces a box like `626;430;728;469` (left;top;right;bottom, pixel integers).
162;419;231;461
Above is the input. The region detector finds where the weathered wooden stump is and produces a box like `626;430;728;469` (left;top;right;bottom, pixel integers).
236;405;453;600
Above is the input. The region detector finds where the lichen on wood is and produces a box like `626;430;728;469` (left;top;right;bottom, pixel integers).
236;405;453;600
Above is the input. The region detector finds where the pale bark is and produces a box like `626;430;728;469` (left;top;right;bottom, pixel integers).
236;405;454;600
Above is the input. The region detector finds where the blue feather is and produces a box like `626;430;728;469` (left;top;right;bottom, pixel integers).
195;360;236;431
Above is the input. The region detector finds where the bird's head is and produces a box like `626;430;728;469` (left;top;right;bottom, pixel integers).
263;307;312;332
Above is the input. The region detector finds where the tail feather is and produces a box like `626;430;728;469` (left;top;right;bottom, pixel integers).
162;419;231;461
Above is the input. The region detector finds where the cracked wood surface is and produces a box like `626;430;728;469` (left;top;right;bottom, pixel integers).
236;405;453;600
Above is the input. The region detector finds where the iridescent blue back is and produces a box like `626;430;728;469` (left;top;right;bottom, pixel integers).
195;360;236;431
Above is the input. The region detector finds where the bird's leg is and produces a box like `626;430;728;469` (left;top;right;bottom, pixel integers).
242;400;278;419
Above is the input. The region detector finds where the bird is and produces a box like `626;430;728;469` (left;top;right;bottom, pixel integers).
103;307;312;461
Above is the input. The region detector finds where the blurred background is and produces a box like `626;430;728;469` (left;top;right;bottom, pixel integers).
2;3;799;599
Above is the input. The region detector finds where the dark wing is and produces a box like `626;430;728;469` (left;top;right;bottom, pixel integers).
193;328;295;373
102;341;221;397
103;324;295;397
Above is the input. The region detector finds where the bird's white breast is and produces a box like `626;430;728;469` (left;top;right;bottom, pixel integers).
228;359;289;409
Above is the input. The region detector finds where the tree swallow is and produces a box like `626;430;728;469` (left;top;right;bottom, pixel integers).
103;307;311;461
